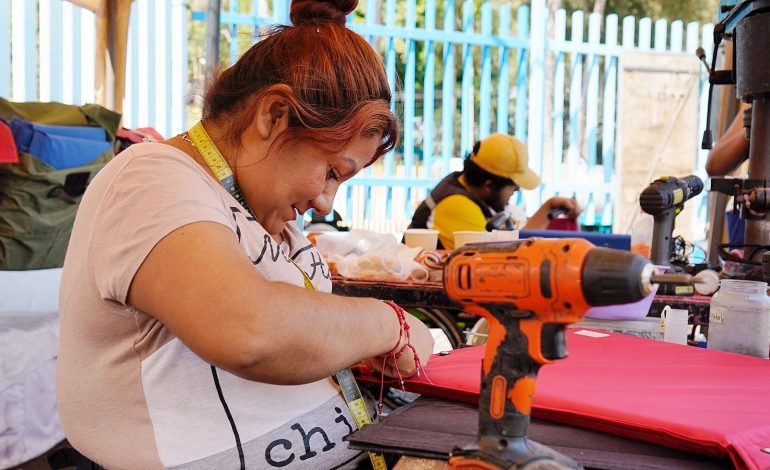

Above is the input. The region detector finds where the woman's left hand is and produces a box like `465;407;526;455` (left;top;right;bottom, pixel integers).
363;309;434;379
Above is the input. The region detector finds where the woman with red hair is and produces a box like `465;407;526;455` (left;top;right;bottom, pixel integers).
57;1;433;468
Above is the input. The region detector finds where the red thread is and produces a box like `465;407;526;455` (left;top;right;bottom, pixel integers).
377;301;432;416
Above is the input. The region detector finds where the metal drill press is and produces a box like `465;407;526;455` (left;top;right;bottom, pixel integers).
705;1;770;275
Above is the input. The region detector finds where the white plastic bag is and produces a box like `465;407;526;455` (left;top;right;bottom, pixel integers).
314;230;429;281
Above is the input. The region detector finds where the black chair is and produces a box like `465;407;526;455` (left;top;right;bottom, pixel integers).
47;445;104;470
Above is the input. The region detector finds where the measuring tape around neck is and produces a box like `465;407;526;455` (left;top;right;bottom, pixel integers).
185;122;387;470
187;121;252;212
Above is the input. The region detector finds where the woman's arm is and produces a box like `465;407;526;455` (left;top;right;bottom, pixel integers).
127;221;433;385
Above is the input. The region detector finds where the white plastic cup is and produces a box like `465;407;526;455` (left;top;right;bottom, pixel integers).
453;231;492;248
404;229;439;251
660;306;689;345
491;229;519;241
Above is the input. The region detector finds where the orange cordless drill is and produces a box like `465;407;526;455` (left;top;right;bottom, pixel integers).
444;238;669;469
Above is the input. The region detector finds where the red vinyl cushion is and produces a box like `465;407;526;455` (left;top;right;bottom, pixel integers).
0;120;19;163
362;330;770;470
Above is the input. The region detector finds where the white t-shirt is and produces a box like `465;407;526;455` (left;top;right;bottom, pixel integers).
57;143;367;469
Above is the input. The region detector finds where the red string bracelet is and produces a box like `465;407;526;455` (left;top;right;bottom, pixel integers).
377;301;431;417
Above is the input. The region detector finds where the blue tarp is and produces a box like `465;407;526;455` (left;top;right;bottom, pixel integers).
8;117;111;170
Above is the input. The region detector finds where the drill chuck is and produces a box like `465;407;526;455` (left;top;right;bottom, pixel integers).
581;248;654;306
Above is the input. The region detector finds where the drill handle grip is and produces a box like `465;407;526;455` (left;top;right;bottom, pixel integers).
473;315;550;439
650;210;676;267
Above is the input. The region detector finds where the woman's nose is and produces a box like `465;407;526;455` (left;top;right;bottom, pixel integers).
310;193;334;217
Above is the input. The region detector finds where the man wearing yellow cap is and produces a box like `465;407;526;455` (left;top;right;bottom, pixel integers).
408;133;581;250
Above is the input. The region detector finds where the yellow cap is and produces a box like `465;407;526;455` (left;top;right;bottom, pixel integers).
469;133;540;190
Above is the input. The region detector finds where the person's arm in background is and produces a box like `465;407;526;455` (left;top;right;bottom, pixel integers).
524;196;582;230
432;194;488;250
706;102;751;177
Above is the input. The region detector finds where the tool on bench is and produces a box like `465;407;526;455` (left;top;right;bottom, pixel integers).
639;175;703;268
443;238;688;469
639;175;705;295
546;207;568;220
486;212;516;232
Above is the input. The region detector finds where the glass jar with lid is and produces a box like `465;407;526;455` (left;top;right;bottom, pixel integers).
708;279;770;359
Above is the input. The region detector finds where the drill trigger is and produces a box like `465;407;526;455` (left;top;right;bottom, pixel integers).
521;319;552;365
541;323;568;361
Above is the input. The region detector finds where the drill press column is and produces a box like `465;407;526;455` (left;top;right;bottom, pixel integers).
736;11;770;257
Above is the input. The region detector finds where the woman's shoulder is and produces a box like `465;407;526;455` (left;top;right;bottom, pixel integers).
102;142;216;189
120;142;205;171
84;141;228;221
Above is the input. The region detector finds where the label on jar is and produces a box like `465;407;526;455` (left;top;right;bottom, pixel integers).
710;310;725;324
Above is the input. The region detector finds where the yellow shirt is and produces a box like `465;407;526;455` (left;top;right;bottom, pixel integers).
433;193;487;250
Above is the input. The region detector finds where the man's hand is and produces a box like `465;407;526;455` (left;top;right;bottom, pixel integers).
525;197;582;230
546;196;582;219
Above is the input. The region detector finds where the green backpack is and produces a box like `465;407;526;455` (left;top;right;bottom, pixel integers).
0;99;121;270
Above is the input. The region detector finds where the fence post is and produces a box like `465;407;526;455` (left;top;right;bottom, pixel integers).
12;0;37;102
423;0;436;178
441;0;456;175
514;6;529;139
551;9;566;184
0;0;9;98
527;0;546;210
172;0;188;135
479;1;493;139
496;4;511;135
602;14;619;227
404;0;417;214
460;0;476;156
39;0;64;103
567;10;584;181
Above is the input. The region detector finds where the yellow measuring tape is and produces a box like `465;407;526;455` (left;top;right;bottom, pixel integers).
187;122;252;211
186;122;387;470
297;276;387;469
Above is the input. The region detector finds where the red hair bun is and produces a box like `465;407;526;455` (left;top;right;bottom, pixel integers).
290;0;357;26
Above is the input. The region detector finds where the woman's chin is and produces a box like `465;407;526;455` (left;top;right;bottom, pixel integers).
259;212;298;237
265;220;291;237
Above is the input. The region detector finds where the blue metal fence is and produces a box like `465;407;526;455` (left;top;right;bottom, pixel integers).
187;0;714;233
1;0;714;234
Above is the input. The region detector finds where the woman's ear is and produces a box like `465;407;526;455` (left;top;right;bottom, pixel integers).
252;84;293;140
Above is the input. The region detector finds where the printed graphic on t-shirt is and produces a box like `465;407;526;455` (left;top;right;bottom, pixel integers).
166;395;367;469
141;338;349;468
227;206;332;287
